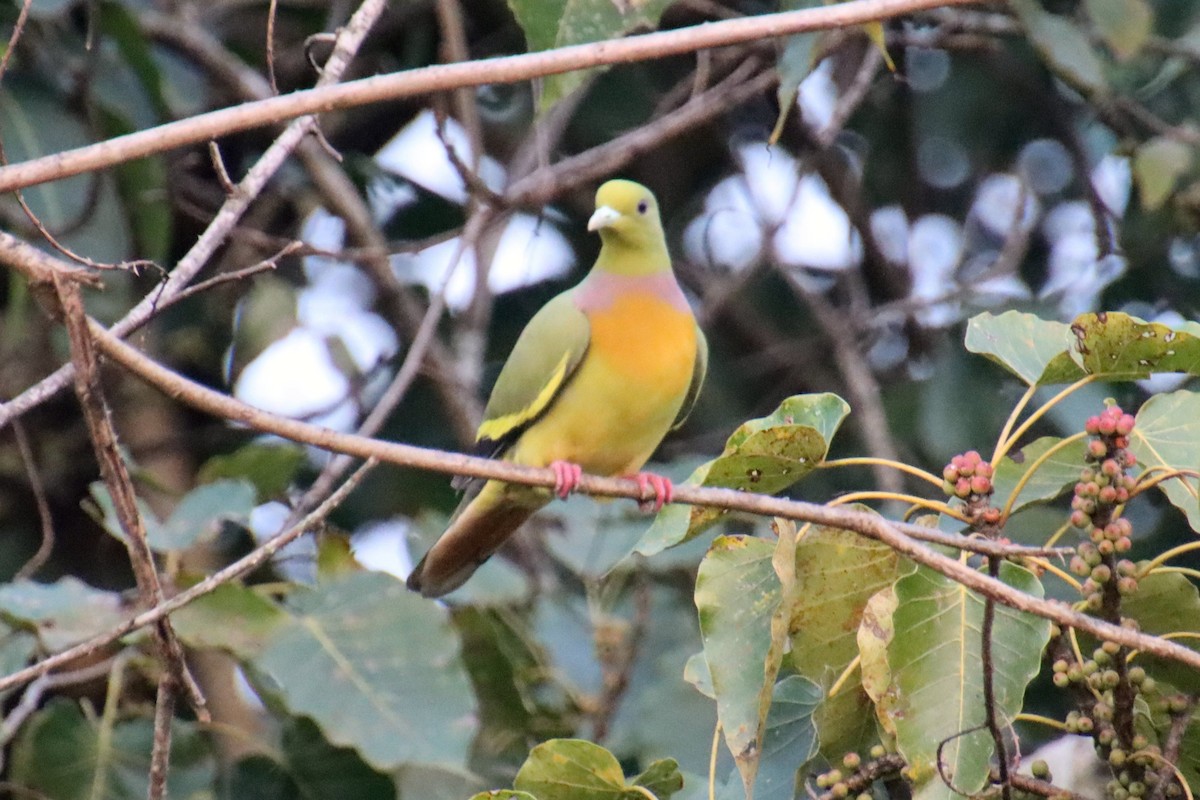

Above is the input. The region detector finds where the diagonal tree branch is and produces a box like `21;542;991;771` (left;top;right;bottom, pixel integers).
0;0;974;194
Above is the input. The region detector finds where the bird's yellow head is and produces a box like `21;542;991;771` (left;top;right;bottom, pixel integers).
587;180;667;257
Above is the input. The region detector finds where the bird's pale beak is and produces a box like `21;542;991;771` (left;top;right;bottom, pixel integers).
587;205;621;232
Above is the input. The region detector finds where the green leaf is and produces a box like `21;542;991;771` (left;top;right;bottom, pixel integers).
1118;570;1200;692
469;793;537;800
772;0;823;144
886;563;1050;800
170;583;286;659
280;717;396;800
254;571;475;771
1129;391;1200;532
513;739;637;800
637;394;850;555
719;675;822;800
507;0;674;109
1084;0;1152;60
0;578;125;651
142;479;256;551
964;311;1082;386
200;443;306;500
632;758;684;799
991;436;1090;514
93;106;172;264
1134;137;1193;211
858;587;899;737
97;1;171;119
1011;0;1109;95
787;514;900;759
1071;312;1200;379
695;535;781;796
10;699;215;800
0;84;130;263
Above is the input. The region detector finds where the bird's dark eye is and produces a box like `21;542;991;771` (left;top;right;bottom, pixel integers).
637;200;649;214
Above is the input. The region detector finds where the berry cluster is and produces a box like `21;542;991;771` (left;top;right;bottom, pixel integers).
1051;405;1180;798
812;747;889;799
942;450;994;500
942;450;1001;525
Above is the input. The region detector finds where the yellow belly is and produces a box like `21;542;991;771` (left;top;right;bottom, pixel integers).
508;292;697;476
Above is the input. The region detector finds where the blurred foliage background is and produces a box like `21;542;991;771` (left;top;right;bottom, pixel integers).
2;0;1200;797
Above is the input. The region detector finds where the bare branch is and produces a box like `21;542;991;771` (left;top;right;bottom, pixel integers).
0;0;977;194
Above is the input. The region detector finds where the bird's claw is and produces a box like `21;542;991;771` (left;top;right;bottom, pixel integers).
550;460;583;499
632;472;673;513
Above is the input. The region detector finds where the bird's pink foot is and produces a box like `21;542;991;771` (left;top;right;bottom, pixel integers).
631;472;673;513
549;460;583;499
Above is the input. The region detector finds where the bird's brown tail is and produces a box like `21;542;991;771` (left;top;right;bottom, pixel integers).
406;485;542;598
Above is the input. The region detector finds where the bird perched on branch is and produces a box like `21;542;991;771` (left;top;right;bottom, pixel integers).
406;179;707;598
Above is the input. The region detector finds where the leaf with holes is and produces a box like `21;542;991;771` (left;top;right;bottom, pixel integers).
1129;391;1200;533
636;394;849;555
885;563;1050;800
253;571;475;770
1070;312;1200;379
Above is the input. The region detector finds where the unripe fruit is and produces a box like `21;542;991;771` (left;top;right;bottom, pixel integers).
1116;538;1133;554
842;752;861;770
970;475;992;495
1118;576;1138;594
1102;640;1121;656
1089;439;1109;459
1128;666;1146;685
1031;759;1050;779
1098;540;1115;555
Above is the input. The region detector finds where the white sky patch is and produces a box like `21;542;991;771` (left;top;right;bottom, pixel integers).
351;519;414;579
374;109;506;204
871;205;909;265
1042;200;1094;243
683;200;763;271
1092;154;1131;217
1137;309;1190;394
489;213;575;294
971;173;1039;238
773;175;862;271
249;501;316;584
798;59;838;130
687;142;859;273
908;214;963;327
234;328;349;417
392;214;574;311
299;207;348;279
735;142;800;226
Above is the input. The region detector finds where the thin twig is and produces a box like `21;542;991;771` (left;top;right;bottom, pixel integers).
147;675;177;800
0;0;31;85
50;273;209;725
11;419;55;579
